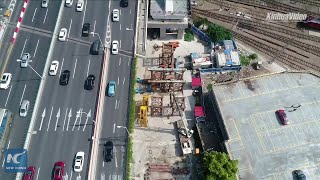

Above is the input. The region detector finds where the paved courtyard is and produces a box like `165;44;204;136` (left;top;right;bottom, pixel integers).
213;73;320;179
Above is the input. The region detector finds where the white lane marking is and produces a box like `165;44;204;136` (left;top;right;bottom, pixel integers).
5;85;12;107
73;58;78;79
92;20;96;37
117;76;119;85
2;140;10;167
54;108;61;131
81;0;88;26
19;84;26;105
114;147;118;168
20;39;28;58
119;57;121;66
120;40;121;49
59;58;65;77
78;109;82;131
130;9;131;14
36;167;40;180
82;109;91;131
68;19;73;39
32;8;37;22
66;108;72;131
120;9;121;16
115;100;118;109
33;39;40;57
123;77;125;85
70;171;73;180
117;100;120;109
46;106;53;131
87;59;91;77
102;161;104;168
101;173;105;180
62;108;68;131
128;58;130;66
39;108;46;131
113;123;115;134
120;24;121;31
72;115;79;131
43;8;48;24
77;174;81;180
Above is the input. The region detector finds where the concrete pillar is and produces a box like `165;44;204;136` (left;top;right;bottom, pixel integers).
160;28;166;39
177;29;184;39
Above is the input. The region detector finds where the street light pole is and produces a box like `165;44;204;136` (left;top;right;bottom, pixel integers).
116;125;130;135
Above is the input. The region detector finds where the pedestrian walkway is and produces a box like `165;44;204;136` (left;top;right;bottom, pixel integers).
135;0;147;55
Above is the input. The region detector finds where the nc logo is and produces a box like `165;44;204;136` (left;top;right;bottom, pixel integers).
5;149;28;173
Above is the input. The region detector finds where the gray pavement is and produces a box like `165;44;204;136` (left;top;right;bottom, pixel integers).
212;72;320;179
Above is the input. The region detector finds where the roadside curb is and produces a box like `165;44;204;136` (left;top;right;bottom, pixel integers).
15;0;65;179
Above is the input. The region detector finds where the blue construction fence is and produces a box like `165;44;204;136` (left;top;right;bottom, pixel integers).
200;66;242;74
191;25;211;44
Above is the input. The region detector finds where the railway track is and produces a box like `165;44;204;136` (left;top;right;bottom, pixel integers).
237;22;320;57
291;0;320;7
224;0;319;16
192;8;320;43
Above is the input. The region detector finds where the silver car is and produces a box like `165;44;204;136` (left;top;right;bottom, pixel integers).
21;53;31;68
42;0;49;8
20;100;30;117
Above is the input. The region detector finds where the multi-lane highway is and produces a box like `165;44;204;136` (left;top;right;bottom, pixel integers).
94;1;137;179
0;0;61;179
0;0;137;179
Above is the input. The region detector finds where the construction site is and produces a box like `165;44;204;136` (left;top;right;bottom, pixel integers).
131;37;207;179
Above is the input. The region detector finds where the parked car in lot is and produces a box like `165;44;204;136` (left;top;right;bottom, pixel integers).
0;73;12;90
20;100;30;117
276;108;288;125
104;141;113;162
23;166;35;180
59;70;70;85
59;28;67;41
74;151;84;172
53;162;65;180
293;170;306;180
49;60;59;76
20;53;31;68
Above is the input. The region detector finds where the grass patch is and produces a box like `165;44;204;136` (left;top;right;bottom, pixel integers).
207;84;213;91
126;56;137;180
184;29;194;42
240;54;251;66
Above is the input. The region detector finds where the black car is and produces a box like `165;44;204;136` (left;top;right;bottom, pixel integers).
60;70;70;85
293;170;306;180
82;23;91;36
104;141;113;162
85;75;95;90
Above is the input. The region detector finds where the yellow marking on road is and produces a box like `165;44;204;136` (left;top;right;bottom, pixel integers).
251;115;267;153
231;118;242;141
0;44;13;77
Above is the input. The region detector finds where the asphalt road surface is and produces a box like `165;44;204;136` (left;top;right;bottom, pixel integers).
0;0;60;179
94;1;137;180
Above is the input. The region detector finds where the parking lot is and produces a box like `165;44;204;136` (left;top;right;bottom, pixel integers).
212;73;320;179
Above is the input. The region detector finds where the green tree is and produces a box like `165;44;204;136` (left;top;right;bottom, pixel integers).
202;151;238;180
248;53;258;60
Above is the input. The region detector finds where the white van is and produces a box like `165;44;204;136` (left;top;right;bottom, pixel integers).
66;0;73;7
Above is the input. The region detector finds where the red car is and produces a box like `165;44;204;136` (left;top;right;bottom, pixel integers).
276;108;288;125
53;162;65;180
23;166;35;180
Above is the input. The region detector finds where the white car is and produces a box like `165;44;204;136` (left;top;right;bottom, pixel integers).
111;40;119;55
59;28;67;41
65;0;73;7
41;0;49;8
76;0;84;12
20;53;31;68
0;73;12;90
49;60;59;76
112;9;119;22
19;100;30;117
74;151;85;172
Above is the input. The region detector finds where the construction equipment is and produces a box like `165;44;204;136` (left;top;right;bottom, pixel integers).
140;95;149;127
171;92;193;138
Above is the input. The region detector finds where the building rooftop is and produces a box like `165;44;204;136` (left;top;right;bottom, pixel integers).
150;0;188;20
